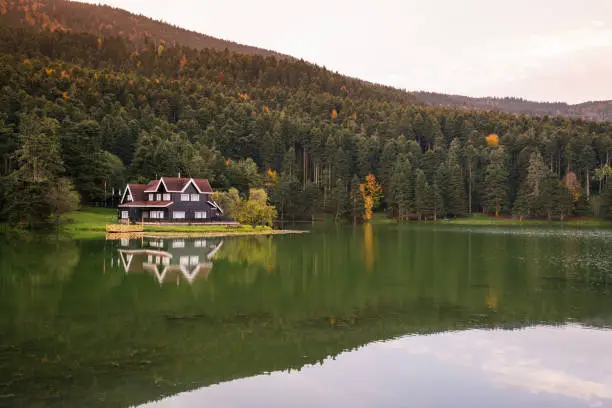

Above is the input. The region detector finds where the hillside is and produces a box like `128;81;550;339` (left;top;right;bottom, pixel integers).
1;0;610;123
415;92;612;123
0;0;287;58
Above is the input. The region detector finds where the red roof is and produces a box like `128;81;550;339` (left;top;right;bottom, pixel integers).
144;179;161;193
128;184;148;201
118;201;173;208
141;177;214;193
161;177;190;191
193;178;213;193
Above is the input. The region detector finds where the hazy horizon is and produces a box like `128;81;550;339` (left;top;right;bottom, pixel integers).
76;0;612;104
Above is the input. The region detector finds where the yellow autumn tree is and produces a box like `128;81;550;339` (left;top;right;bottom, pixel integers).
359;174;383;220
486;134;500;147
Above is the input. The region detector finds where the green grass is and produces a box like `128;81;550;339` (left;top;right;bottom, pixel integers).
439;214;612;227
62;207;117;232
143;224;269;233
59;207;272;238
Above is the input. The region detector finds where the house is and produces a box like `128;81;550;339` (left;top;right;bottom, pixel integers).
118;177;224;223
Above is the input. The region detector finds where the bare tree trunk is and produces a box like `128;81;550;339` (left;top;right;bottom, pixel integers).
586;168;590;198
468;165;472;215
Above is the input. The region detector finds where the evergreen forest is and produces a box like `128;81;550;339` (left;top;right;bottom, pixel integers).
1;24;612;228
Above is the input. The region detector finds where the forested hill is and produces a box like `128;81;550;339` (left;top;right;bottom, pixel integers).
0;0;286;58
2;0;611;124
416;92;612;123
1;22;612;229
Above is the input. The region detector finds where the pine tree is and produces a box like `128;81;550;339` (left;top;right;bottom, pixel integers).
429;182;444;221
435;164;450;218
349;174;365;223
447;164;467;217
514;152;548;217
331;178;349;221
415;169;429;220
389;155;413;220
484;148;509;216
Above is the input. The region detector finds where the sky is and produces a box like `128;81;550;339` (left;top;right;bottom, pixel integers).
77;0;612;104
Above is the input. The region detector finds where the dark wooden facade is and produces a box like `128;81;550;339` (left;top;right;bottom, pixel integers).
118;177;225;224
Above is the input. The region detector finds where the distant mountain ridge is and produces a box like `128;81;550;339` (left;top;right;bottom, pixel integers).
415;92;612;123
1;0;610;122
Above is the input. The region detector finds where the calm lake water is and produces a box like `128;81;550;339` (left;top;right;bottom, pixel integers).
1;224;612;407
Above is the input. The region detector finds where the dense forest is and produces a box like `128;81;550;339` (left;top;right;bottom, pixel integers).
2;0;611;122
0;22;612;228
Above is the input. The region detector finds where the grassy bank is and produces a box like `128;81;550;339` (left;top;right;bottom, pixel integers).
61;207;286;239
438;213;612;227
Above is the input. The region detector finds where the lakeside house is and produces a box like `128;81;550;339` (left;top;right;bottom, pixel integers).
118;177;224;224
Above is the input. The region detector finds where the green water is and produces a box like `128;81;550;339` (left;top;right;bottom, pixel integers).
1;224;612;407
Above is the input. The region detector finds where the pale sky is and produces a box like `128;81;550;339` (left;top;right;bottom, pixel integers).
77;0;612;104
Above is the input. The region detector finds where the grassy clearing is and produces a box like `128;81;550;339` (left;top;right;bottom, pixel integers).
61;207;117;232
60;207;280;239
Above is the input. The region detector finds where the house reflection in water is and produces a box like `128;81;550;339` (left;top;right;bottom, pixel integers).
118;238;224;285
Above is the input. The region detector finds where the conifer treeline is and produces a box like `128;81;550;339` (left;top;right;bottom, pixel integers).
1;25;611;227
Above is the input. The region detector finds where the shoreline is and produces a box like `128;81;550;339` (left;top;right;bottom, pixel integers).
141;229;306;239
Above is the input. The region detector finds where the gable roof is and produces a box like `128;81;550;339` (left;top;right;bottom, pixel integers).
144;179;161;193
193;178;213;193
121;184;147;203
141;177;214;193
162;177;190;192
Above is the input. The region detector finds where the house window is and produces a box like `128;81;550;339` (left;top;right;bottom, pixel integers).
163;194;170;201
194;239;206;248
150;211;164;219
189;256;200;265
156;194;162;201
148;194;154;201
172;240;185;248
121;211;129;219
173;211;186;219
181;194;190;201
195;211;207;219
191;194;200;201
180;256;189;265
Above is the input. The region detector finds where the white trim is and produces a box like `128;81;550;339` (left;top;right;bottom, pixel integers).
143;177;211;194
118;202;172;208
144;179;162;193
180;178;204;193
159;178;171;192
120;185;132;204
207;200;224;214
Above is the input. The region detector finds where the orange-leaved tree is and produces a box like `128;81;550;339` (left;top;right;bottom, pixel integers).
359;174;383;220
485;134;500;147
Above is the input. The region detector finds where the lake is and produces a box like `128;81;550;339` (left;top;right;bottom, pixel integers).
1;224;612;407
